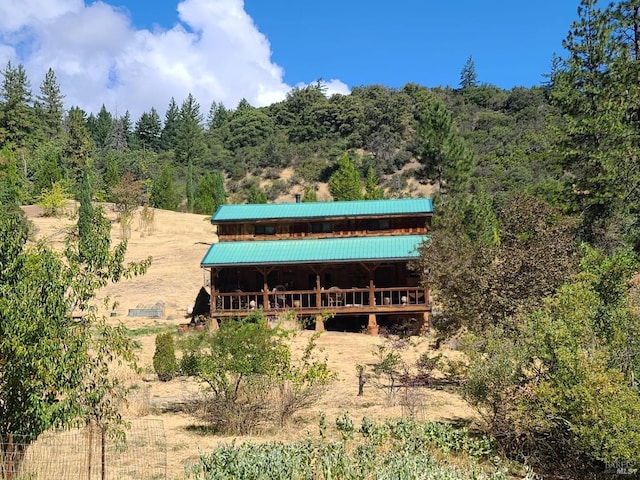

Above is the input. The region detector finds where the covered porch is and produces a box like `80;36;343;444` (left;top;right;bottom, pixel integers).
200;235;431;334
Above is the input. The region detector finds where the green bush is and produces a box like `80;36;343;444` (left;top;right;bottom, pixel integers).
153;332;177;382
36;181;68;217
177;311;335;434
179;352;200;376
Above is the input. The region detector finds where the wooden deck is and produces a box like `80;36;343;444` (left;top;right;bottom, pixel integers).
210;286;429;318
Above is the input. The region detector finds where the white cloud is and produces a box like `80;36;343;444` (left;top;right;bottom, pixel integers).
322;79;351;97
0;0;350;120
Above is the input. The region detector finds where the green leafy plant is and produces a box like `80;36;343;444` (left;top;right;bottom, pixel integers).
0;197;151;475
185;417;503;480
335;412;355;442
36;181;68;217
153;332;177;382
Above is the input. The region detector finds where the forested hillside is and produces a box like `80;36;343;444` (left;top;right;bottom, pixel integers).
4;0;640;477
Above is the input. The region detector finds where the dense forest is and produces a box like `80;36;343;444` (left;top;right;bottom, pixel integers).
4;0;640;477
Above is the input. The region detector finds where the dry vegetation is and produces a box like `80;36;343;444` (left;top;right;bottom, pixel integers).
22;202;475;479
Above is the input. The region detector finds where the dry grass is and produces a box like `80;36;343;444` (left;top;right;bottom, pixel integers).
22;203;476;480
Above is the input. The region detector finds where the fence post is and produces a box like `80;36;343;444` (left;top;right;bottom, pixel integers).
6;433;13;480
101;427;106;480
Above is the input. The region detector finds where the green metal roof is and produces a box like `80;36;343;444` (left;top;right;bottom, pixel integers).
201;235;427;267
211;198;433;223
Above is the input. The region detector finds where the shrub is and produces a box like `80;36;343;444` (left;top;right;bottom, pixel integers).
178;311;334;433
36;181;68;217
153;332;177;382
179;352;201;376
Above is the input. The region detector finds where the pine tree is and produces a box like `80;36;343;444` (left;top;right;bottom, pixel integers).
77;171;94;262
104;154;119;192
186;159;194;212
35;68;65;139
150;164;178;210
415;100;474;201
0;61;35;149
135;107;162;151
194;171;227;214
301;184;317;202
328;153;363;201
63;107;93;185
551;0;640;248
459;56;478;89
161;97;179;151
247;184;267;204
211;171;227;210
109;117;128;152
90;105;113;150
32;144;63;196
0;144;23;205
364;167;384;200
175;93;206;166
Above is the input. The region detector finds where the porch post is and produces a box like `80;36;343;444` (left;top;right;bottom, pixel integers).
368;277;375;306
210;269;216;313
315;314;325;332
421;311;430;334
315;275;322;308
263;276;270;310
367;313;378;335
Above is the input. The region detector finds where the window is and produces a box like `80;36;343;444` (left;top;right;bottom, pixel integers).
366;219;390;231
311;222;332;233
255;224;276;235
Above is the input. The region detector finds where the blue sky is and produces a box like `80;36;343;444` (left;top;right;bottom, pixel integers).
0;1;582;119
118;0;579;89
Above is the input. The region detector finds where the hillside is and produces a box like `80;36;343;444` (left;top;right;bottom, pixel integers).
23;203;475;479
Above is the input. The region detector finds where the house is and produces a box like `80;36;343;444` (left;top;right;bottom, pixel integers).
200;197;433;334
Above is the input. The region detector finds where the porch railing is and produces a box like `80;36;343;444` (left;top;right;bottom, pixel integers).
211;286;429;314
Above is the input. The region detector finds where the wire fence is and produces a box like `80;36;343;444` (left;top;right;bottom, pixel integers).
0;419;166;480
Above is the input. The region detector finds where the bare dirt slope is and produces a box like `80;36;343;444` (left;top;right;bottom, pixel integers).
23;203;475;479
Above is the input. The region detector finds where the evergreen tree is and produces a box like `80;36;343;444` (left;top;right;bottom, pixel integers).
109;117;128;152
364;166;384;200
186;159;194;212
459;56;478;89
63;107;93;185
0;144;23;205
150;164;178;210
90;105;113;150
35;68;65;139
32;143;63;196
175;93;206;166
247;184;267;204
415;100;474;201
551;0;640;249
134;107;162;151
301;184;317;202
104;153;119;192
211;171;227;211
328;153;363;201
207;101;230;131
161;97;179;151
121;110;133;145
0;61;35;149
193;171;227;214
77;171;94;262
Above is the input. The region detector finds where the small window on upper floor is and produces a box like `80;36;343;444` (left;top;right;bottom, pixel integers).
366;219;391;231
255;224;276;235
311;222;333;233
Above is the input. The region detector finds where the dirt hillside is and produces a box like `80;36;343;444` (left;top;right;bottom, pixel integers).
22;202;475;479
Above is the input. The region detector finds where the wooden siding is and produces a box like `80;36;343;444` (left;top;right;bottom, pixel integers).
217;216;429;242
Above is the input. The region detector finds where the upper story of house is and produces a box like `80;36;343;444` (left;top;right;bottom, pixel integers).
211;198;434;242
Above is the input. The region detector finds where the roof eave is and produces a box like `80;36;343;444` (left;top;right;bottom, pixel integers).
201;256;417;268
